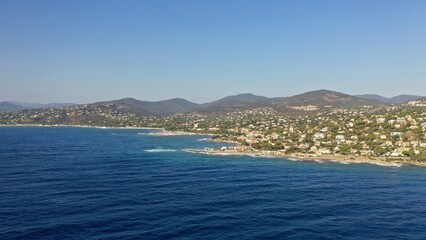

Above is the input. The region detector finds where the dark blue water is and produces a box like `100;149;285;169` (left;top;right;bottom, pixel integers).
1;127;426;239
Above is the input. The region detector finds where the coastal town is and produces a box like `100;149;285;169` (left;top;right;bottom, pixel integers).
1;99;426;164
166;104;426;165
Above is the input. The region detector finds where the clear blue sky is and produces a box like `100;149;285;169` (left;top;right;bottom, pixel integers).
1;0;425;103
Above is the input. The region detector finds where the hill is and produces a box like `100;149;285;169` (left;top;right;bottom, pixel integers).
198;93;270;112
0;101;76;111
274;90;382;112
355;94;423;104
0;102;24;111
196;90;382;114
92;98;200;116
388;95;424;104
354;94;389;103
0;90;405;126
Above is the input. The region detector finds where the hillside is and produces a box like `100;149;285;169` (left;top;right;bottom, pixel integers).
0;90;397;127
193;90;382;114
0;101;76;111
92;98;200;116
356;94;423;104
274;90;382;112
0;102;24;111
197;93;271;113
389;95;424;104
0;89;387;118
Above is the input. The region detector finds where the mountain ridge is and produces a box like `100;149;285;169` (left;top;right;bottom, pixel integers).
0;102;24;111
197;93;271;113
92;97;200;116
355;94;424;104
0;101;76;111
88;89;384;115
272;89;382;112
3;89;421;115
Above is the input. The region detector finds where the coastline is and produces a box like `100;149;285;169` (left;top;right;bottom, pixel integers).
2;124;425;167
184;147;426;168
138;128;211;136
0;124;162;130
0;124;212;135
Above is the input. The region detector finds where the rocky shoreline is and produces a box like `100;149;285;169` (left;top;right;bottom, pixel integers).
138;129;210;136
184;147;426;167
3;124;426;167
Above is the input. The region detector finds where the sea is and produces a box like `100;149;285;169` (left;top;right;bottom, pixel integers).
1;127;426;239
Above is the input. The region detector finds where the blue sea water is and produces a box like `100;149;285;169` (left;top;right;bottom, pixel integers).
1;127;426;239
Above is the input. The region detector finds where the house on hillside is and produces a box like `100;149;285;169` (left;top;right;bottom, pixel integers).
335;135;345;142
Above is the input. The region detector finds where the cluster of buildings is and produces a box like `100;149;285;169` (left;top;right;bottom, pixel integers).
168;106;426;159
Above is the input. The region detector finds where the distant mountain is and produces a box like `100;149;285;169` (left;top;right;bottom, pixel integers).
197;90;382;114
0;101;76;111
355;94;423;104
92;98;200;116
354;94;389;103
0;102;24;111
213;93;268;102
388;95;424;104
3;90;423;127
96;91;383;116
274;90;382;112
199;93;270;112
1;90;409;117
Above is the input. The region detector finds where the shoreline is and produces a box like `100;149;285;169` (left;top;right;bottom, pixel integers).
0;124;162;130
188;137;426;167
2;124;425;167
0;124;212;135
138;128;211;136
184;148;426;168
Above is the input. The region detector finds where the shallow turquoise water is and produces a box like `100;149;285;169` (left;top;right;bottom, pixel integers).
1;127;426;239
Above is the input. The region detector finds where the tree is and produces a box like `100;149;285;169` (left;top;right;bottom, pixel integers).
339;144;350;155
402;149;415;157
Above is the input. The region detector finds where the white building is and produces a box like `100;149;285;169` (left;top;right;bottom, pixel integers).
313;132;325;140
335;135;345;142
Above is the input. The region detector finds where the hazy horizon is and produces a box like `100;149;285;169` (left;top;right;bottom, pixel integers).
1;0;425;103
